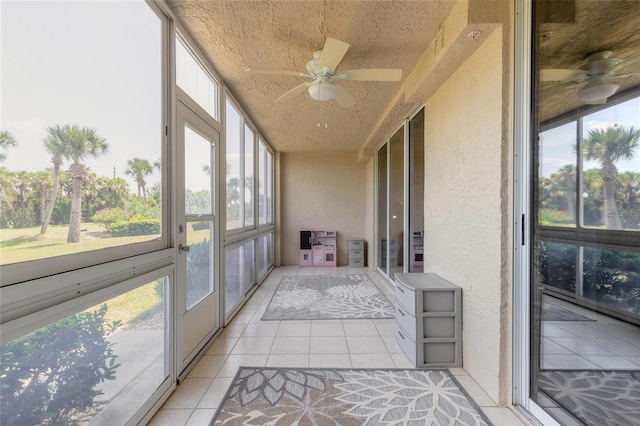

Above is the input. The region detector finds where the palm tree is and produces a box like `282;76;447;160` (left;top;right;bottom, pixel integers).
0;130;17;162
584;125;640;230
125;158;153;201
58;125;108;243
40;125;68;234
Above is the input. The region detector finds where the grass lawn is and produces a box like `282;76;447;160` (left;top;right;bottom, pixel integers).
0;223;160;265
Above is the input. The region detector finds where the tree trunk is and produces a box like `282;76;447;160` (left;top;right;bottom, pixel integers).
601;161;623;230
40;164;60;234
67;164;84;243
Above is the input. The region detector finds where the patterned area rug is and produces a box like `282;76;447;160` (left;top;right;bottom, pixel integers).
261;274;395;320
210;367;493;425
542;305;595;322
538;370;640;426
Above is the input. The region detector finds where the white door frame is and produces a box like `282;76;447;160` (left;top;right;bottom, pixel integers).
175;93;222;377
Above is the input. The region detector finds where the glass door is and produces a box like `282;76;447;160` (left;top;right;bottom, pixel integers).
519;2;640;424
176;99;220;374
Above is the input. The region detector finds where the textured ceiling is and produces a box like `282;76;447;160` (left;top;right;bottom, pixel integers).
167;0;456;153
538;1;640;123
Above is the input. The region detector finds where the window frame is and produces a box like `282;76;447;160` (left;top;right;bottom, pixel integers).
0;0;171;287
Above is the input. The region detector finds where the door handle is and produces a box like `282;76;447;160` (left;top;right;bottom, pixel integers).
179;244;190;253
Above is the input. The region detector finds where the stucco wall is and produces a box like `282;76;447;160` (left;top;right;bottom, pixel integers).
424;27;504;401
280;152;366;266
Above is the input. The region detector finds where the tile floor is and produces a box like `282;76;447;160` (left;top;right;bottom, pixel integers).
149;266;526;425
542;295;640;370
538;294;640;425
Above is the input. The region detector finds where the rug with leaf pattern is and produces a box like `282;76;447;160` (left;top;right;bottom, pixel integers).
538;370;640;426
261;274;395;320
210;367;493;425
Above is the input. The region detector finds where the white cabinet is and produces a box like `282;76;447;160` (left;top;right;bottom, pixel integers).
348;239;365;267
394;273;462;368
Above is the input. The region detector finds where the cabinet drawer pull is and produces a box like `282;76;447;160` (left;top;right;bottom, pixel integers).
398;330;405;340
397;286;404;293
398;309;405;316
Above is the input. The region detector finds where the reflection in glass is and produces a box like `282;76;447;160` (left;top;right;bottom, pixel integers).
184;126;212;215
409;109;425;272
389;127;405;279
0;278;168;425
258;142;267;225
583;247;640;313
581;98;640;230
186;221;213;310
225;245;242;316
226;101;241;230
245;125;254;227
538;123;577;227
533;2;640;424
537;240;577;295
377;144;388;275
243;240;255;295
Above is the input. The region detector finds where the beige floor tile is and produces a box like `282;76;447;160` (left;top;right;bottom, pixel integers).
266;353;309;367
343;320;379;336
161;377;212;409
454;375;497;407
277;321;312;336
231;336;274;354
271;336;310;353
381;335;402;353
350;353;395;368
241;322;280;337
346;336;388;353
185;409;217;426
206;337;238;355
390;353;414;368
197;378;234;409
148;409;193;426
217;354;268;377
373;319;398;336
187;355;227;378
310;336;348;353
310;320;345;336
481;407;528;425
309;353;352;368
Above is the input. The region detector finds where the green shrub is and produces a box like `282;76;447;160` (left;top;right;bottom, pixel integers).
92;208;129;231
0;304;120;425
109;218;161;237
538;209;574;226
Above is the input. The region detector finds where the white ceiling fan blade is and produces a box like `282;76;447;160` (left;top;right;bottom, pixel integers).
334;84;356;108
273;82;310;104
319;38;350;72
246;68;311;78
540;68;588;82
584;98;608;105
540;81;581;99
335;69;402;81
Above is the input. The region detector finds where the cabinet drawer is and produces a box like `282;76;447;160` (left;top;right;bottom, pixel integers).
396;327;416;365
395;305;416;338
348;239;364;249
348;249;364;260
422;316;456;339
349;258;364;268
421;341;458;366
395;281;416;315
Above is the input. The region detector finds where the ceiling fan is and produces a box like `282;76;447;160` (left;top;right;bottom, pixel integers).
246;38;402;107
541;50;639;104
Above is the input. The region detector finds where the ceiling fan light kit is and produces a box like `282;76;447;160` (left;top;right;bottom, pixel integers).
308;78;337;101
541;49;639;105
246;37;402;107
578;77;619;102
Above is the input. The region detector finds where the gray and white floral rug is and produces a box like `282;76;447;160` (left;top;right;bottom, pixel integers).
261;274;395;320
538;370;640;426
210;367;493;425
